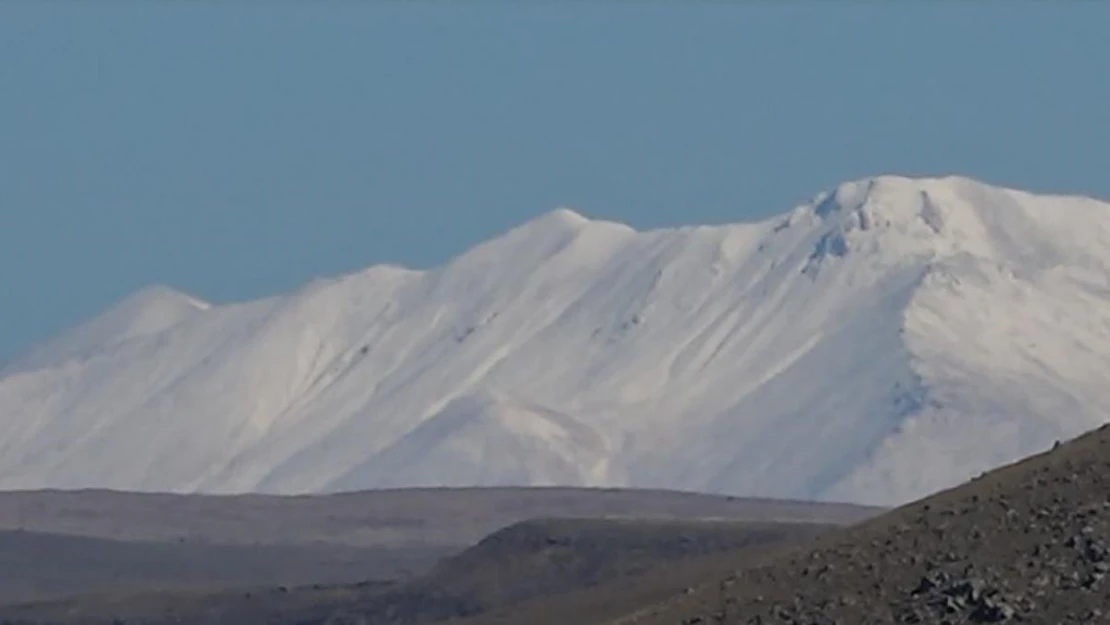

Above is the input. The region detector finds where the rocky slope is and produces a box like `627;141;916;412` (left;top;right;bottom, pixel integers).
617;423;1110;625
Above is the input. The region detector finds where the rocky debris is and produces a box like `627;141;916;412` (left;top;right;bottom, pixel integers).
903;569;1018;622
629;423;1110;625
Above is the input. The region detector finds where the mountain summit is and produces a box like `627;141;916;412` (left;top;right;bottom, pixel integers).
3;175;1110;505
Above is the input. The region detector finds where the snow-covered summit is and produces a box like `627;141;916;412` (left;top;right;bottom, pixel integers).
3;174;1110;506
531;206;592;228
4;284;209;374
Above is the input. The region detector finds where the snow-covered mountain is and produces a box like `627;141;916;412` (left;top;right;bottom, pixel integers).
4;175;1110;506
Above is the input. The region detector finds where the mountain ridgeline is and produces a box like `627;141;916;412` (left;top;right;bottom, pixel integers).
4;175;1110;505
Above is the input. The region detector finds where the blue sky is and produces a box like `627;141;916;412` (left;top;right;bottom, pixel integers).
2;2;1109;360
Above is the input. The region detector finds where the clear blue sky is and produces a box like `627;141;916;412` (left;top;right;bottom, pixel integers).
2;2;1109;361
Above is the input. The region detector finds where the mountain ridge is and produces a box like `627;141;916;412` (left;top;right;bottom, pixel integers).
3;174;1109;505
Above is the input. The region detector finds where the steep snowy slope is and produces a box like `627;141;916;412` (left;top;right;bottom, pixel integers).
3;175;1110;506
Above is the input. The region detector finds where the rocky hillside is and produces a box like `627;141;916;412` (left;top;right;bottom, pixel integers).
618;424;1110;624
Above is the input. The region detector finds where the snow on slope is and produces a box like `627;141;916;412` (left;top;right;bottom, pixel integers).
3;284;210;375
3;175;1110;506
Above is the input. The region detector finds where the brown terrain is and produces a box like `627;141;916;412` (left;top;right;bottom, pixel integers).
0;518;840;625
0;487;877;623
0;487;873;548
441;521;831;625
4;421;1108;625
7;420;1109;625
0;530;436;605
315;518;837;625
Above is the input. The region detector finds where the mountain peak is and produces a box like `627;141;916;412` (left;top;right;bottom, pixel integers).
5;177;1110;505
4;283;210;374
810;174;1033;218
120;283;210;312
529;207;591;230
450;207;601;269
813;175;941;218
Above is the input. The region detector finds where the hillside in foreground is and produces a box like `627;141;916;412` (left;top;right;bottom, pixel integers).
316;518;834;625
10;418;1110;624
602;422;1110;625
